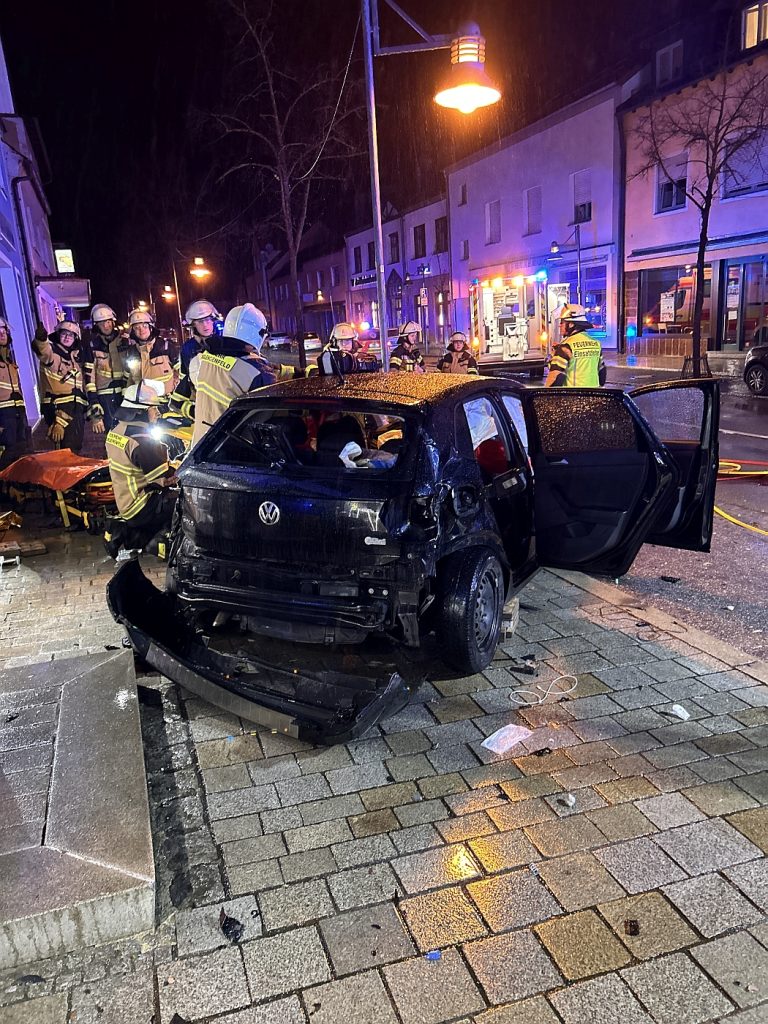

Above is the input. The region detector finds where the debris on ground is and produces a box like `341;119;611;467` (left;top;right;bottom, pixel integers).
219;908;245;943
559;793;577;808
481;723;533;754
424;950;442;961
533;747;553;757
659;575;681;583
624;920;640;936
725;604;735;611
669;704;691;721
510;674;578;707
507;656;538;675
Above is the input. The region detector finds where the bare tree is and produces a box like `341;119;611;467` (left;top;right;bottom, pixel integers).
213;0;362;368
630;59;768;374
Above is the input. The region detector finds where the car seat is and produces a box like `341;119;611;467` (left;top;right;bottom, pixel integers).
316;416;366;465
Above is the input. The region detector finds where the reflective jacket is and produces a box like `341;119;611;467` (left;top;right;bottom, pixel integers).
106;420;171;520
0;349;25;411
169;337;205;418
33;335;87;428
129;333;175;396
317;345;380;376
87;331;136;399
389;342;425;372
545;331;606;388
191;347;276;446
437;346;478;375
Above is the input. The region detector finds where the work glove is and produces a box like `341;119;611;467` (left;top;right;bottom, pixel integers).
49;422;66;443
34;322;48;343
91;417;105;435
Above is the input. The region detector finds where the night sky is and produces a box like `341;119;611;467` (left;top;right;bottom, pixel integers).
1;0;703;314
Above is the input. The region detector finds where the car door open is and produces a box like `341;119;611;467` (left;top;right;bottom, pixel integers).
628;379;719;552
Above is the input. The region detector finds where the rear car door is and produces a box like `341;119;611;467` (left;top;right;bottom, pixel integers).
628;379;719;551
519;384;715;577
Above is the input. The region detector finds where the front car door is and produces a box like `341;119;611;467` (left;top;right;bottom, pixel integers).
520;382;719;577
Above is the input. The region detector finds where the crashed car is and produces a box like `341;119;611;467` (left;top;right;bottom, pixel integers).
109;373;719;742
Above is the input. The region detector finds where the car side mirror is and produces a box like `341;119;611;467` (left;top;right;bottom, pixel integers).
451;484;481;518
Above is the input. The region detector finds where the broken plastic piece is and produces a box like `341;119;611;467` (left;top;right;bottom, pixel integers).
560;793;577;808
533;747;552;757
424;950;442;961
508;656;537;676
624;920;640;936
725;604;735;611
219;908;245;943
481;723;533;754
669;704;690;721
659;575;681;583
529;863;540;877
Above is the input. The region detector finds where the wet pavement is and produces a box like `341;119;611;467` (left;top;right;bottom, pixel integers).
1;526;767;1023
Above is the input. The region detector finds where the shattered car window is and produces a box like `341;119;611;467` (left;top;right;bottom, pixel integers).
206;405;410;471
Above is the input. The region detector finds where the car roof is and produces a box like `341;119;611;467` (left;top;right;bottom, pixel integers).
249;372;507;407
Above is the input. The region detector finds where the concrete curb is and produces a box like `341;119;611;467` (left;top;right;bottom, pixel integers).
549;568;768;683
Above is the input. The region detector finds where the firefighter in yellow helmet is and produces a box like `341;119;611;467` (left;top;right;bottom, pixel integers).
437;331;478;375
316;322;380;376
126;308;175;401
544;304;606;388
32;319;88;451
104;379;176;558
390;321;425;372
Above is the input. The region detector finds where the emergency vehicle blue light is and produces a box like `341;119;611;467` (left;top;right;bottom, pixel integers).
535;270;548;281
626;324;637;338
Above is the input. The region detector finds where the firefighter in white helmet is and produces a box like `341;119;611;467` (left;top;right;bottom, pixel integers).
316;322;380;376
545;304;606;388
190;303;276;447
0;317;30;467
169;299;220;419
390;321;425;372
437;331;479;375
32;319;89;451
126;308;175;401
87;302;136;433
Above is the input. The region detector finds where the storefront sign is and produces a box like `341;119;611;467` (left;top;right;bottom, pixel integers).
54;248;75;274
659;291;676;323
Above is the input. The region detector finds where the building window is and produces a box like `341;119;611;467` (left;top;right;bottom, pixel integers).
724;135;768;196
353;246;362;274
331;265;341;287
638;265;712;339
524;186;542;235
413;224;427;259
743;3;768;48
485;200;501;245
316;269;324;290
656;153;687;212
460;239;469;261
458;183;468;206
434;216;448;253
572;169;592;223
367;240;376;270
388;231;400;263
656;41;684;85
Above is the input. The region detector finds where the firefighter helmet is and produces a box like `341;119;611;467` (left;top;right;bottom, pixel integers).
129;308;155;327
559;304;590;325
399;320;421;339
121;379;165;408
57;320;82;340
449;331;468;345
91;303;117;324
329;322;357;350
223;303;268;350
185;299;220;323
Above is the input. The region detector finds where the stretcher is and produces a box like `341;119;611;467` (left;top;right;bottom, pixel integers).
0;449;116;532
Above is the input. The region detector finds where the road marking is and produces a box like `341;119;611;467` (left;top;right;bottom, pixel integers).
720;428;768;440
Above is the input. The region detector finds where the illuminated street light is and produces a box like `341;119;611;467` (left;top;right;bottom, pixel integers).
434;27;501;115
189;257;211;280
161;285;176;301
362;0;501;368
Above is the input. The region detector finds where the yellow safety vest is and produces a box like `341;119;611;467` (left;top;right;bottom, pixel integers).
192;351;263;446
563;332;603;387
106;424;168;520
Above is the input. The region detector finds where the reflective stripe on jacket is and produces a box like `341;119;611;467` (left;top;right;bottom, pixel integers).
389;343;425;372
191;351;274;446
547;332;605;388
33;338;87;415
106;422;170;520
88;334;135;395
0;355;25;410
437;347;478;374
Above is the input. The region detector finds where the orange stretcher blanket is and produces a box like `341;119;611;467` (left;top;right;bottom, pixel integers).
0;449;108;492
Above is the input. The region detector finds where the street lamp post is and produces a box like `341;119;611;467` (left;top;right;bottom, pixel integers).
361;0;501;370
550;225;582;305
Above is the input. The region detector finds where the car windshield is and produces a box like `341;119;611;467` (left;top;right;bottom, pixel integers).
203;404;413;473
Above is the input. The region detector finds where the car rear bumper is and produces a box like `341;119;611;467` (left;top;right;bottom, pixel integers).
107;560;411;744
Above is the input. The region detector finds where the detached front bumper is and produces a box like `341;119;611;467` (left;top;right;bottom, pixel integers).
107;560;411;744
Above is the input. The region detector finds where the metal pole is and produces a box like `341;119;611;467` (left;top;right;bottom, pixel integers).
172;260;184;344
362;0;390;370
576;223;582;305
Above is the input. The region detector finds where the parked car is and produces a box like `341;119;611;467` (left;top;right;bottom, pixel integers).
110;374;718;742
264;333;292;352
744;342;768;395
293;332;322;353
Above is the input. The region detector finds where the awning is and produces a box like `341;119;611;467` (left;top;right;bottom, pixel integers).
37;276;92;308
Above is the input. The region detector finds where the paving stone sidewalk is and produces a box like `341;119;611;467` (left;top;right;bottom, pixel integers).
0;527;767;1024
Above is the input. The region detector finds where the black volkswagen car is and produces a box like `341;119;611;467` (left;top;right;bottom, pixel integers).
110;373;719;742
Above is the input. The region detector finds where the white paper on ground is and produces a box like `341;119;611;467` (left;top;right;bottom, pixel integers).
481;723;533;754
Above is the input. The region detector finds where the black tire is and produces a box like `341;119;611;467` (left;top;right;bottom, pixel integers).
745;363;768;396
438;548;505;674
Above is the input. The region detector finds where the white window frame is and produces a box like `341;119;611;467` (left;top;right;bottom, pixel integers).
572;169;592;224
656;40;684;85
743;2;768;48
722;134;768;198
655;153;688;214
523;186;542;235
484;199;501;245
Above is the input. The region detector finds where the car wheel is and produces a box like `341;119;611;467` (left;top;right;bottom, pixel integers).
745;363;768;395
438;548;504;673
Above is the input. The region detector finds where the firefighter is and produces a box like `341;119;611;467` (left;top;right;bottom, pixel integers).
0;317;30;468
317;322;380;376
390;321;425;372
437;331;479;375
169;299;220;419
544;304;607;388
87;303;135;433
32;320;88;452
126;308;175;401
190;302;276;447
104;379;176;557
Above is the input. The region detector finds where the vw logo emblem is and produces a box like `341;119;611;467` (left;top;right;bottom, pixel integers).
258;501;280;526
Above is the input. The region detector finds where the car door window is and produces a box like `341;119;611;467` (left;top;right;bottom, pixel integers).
630;386;705;444
501;394;529;454
461;397;512;480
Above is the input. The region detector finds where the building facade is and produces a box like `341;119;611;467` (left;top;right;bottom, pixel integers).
446;84;623;366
